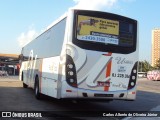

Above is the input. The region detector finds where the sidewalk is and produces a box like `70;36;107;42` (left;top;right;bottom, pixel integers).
0;75;22;87
0;75;19;81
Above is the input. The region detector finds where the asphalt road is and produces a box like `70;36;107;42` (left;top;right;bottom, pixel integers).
0;76;160;120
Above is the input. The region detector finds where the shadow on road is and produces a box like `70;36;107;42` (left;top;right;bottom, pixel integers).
0;79;160;120
0;78;160;119
0;84;160;112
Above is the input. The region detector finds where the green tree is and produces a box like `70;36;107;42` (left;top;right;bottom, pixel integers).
138;60;153;72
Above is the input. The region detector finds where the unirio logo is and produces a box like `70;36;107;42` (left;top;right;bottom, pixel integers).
115;57;133;64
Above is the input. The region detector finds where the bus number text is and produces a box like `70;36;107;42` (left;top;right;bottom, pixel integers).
112;73;130;78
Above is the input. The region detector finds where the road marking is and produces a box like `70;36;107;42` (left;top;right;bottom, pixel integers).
0;76;19;81
151;105;160;111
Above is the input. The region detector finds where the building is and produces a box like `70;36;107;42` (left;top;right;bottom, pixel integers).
0;53;20;75
151;28;160;67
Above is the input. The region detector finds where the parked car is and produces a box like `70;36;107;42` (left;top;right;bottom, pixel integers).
138;72;147;78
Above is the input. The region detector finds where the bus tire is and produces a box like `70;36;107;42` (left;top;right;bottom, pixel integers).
22;73;28;88
34;76;41;100
23;83;28;88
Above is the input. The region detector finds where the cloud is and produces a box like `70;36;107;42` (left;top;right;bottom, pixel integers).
73;0;118;10
17;0;134;48
46;0;119;32
17;27;39;47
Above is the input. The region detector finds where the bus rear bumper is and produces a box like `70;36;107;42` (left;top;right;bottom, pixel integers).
61;86;137;101
78;88;136;101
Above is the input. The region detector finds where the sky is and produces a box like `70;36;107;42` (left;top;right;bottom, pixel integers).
0;0;160;63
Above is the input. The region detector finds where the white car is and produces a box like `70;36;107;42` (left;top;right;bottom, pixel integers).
138;72;146;78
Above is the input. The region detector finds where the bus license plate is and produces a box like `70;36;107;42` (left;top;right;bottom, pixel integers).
97;81;110;87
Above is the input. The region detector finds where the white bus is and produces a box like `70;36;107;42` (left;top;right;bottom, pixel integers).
19;9;138;101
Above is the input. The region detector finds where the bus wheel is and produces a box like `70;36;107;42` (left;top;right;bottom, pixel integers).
34;76;41;100
23;83;28;88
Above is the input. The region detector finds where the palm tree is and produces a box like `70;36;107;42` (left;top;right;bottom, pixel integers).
138;60;153;72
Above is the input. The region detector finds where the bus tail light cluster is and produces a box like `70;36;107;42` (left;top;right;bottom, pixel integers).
66;54;77;88
128;62;138;90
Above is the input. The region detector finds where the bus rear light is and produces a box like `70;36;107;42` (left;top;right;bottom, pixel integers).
128;62;138;90
69;79;74;83
131;82;135;86
66;90;72;92
72;83;77;87
67;64;73;69
133;69;137;73
132;76;136;80
132;92;136;94
68;71;74;76
66;54;78;88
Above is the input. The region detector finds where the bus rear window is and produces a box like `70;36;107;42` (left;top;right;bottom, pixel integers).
73;10;137;54
76;15;134;47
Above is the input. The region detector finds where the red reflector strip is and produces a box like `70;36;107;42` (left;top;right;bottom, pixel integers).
104;86;109;91
132;92;136;94
102;52;112;56
72;84;77;87
66;90;72;92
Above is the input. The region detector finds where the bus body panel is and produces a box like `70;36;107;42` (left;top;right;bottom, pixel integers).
41;56;60;98
65;43;138;100
20;9;138;101
20;15;67;99
62;9;138;100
